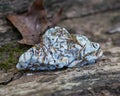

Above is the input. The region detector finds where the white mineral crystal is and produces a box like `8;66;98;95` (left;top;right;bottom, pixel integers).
16;27;103;70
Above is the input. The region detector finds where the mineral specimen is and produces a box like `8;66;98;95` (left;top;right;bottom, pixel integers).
16;27;103;71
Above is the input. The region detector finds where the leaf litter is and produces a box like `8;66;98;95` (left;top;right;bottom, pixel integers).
7;0;63;45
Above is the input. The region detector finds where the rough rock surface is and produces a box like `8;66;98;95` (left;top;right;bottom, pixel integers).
17;27;102;70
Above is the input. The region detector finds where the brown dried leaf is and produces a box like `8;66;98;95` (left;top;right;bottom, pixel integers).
7;0;62;45
50;8;63;27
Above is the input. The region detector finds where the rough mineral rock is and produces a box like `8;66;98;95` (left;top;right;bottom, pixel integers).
16;27;103;71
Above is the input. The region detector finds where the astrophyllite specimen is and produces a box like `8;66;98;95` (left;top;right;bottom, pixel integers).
16;27;103;71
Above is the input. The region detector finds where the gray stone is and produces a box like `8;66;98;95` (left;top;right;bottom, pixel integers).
16;27;102;71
